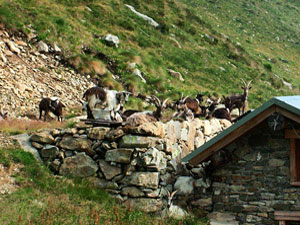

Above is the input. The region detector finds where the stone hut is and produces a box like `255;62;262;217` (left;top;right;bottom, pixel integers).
184;96;300;225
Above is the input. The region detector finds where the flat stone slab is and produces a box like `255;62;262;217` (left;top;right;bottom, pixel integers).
13;134;42;162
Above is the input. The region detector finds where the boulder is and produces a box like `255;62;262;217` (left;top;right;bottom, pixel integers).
141;147;167;171
59;153;98;177
58;135;93;153
121;172;159;189
87;127;110;140
30;132;54;144
129;122;165;137
40;144;59;160
167;69;184;81
105;148;133;164
37;41;49;53
124;198;163;213
104;34;120;47
87;177;118;189
119;135;158;148
99;159;121;180
121;186;145;197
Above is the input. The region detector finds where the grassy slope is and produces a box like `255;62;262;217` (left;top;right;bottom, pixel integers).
0;147;207;225
1;0;300;109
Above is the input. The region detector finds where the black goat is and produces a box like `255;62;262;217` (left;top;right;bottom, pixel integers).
39;97;65;122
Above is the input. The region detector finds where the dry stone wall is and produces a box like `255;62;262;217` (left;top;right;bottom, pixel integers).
29;118;231;214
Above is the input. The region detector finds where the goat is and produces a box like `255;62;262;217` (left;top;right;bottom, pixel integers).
162;190;188;219
175;95;206;118
206;101;231;122
0;111;8;120
82;86;131;120
126;95;168;126
223;79;252;116
172;104;194;122
39;97;65;122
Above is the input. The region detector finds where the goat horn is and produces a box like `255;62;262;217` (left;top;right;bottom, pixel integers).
162;98;169;107
182;96;189;102
151;95;161;105
247;80;253;86
240;78;246;86
170;190;178;198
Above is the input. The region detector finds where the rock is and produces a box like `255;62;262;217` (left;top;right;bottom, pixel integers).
125;4;159;28
119;135;158;148
186;122;196;151
195;130;205;148
167;69;184;81
104;34;120;47
121;186;145;197
31;142;43;149
99;159;121;180
105;128;125;141
219;119;232;129
59;153;98;177
203;120;212;136
5;40;20;55
121;172;159;189
30;132;54;144
37;41;49;53
13;134;42;161
53;43;61;52
129;122;165;137
87;177;118;189
40;144;59;160
124;198;163;213
58;135;93;153
210;118;222;134
105;148;133;164
141;147;167;171
132;68;146;83
87;127;110;140
174;176;194;194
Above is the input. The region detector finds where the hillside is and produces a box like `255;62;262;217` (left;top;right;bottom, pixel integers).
1;0;300;112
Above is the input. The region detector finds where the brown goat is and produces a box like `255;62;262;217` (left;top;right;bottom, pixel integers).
39;97;65;122
223;79;252;116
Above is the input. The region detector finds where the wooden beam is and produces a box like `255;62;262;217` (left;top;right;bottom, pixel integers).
285;130;300;139
279;221;288;225
189;106;276;165
276;106;300;124
290;139;297;184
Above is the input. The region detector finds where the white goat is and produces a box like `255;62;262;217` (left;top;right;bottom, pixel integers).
162;190;189;219
82;86;131;120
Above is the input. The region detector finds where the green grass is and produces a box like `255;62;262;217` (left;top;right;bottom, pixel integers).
0;0;299;108
0;148;208;225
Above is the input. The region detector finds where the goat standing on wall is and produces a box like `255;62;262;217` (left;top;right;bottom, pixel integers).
82;86;131;120
223;79;252;116
39;97;65;122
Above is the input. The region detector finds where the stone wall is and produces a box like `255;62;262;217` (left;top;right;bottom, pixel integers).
28;118;231;215
208;120;300;225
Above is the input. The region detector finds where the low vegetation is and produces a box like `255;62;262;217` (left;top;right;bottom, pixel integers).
0;147;208;225
1;0;300;110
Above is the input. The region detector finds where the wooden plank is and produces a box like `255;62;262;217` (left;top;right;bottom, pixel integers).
189;106;276;165
290;139;297;184
285;130;300;139
296;140;300;181
275;211;300;217
276;107;300;124
291;181;300;186
275;216;300;221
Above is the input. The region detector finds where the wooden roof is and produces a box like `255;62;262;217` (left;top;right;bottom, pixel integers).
183;96;300;165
